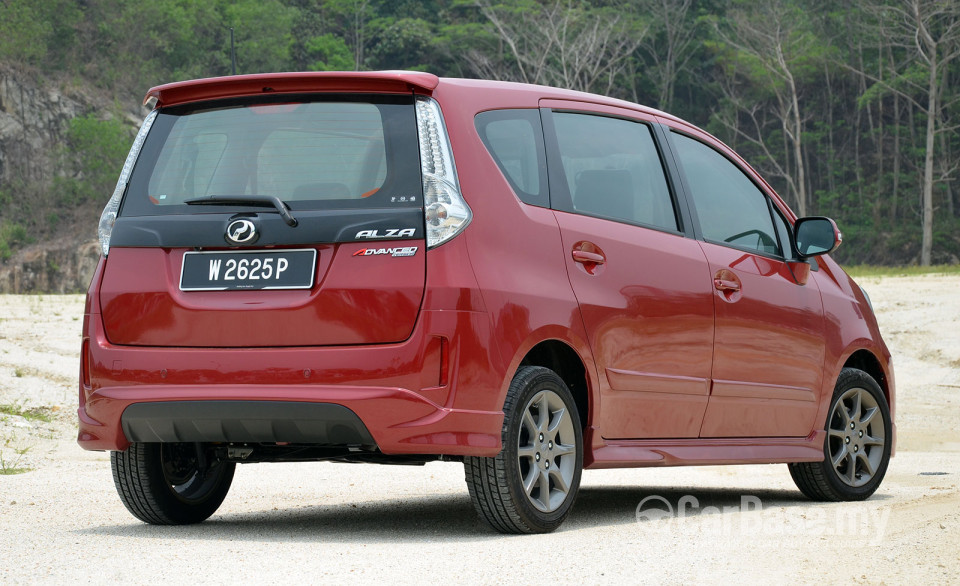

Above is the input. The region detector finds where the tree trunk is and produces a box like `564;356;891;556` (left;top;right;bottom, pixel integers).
784;56;806;216
938;66;955;219
890;90;901;223
875;44;884;226
824;62;836;204
921;59;937;266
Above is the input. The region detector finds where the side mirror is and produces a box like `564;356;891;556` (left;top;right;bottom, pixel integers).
794;216;841;258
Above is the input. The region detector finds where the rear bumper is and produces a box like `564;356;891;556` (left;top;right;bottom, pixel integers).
79;385;502;455
120;401;376;445
78;257;507;456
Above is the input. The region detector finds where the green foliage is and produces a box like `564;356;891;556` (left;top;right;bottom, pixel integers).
367;18;436;71
0;222;29;261
0;0;957;266
0;447;32;475
0;403;53;423
0;1;53;63
56;115;133;206
306;34;354;71
843;264;960;278
223;0;299;74
0;0;81;66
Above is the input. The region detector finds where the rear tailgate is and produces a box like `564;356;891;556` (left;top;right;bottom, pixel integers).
99;94;425;348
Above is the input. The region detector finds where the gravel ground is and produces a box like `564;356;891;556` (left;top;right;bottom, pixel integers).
1;275;958;584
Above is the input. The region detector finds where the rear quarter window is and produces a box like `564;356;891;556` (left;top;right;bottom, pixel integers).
475;109;549;207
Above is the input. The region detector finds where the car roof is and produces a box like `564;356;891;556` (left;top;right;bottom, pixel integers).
143;71;681;124
434;77;681;123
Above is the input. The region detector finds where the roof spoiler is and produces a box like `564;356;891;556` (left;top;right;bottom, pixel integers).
144;71;440;108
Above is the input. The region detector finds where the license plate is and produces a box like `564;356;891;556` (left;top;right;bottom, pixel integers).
179;249;317;291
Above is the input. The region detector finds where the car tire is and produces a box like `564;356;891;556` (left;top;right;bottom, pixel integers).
111;442;235;525
789;367;892;501
464;366;583;534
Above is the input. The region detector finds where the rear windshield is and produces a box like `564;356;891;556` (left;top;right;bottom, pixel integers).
121;94;422;216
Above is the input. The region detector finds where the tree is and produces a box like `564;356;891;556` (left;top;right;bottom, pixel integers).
366;18;437;71
325;0;376;69
853;0;960;265
906;0;960;265
468;0;647;96
636;0;699;111
222;0;299;74
56;115;133;206
709;0;822;217
306;33;355;70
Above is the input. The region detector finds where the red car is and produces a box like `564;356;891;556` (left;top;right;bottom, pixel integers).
78;71;894;533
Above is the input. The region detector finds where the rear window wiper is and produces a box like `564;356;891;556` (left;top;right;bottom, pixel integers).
185;195;298;227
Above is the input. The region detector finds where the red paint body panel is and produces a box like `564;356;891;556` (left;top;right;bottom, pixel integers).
430;80;599;411
813;256;896;450
554;211;714;439
99;242;425;347
697;242;824;437
80;73;895;473
79;241;505;454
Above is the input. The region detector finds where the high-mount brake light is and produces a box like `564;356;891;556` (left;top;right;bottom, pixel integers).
415;96;471;248
98;110;158;256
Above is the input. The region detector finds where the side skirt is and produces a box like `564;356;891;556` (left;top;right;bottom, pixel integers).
584;427;824;469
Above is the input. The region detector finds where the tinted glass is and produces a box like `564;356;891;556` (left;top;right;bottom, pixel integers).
122;95;421;216
671;131;780;256
771;205;796;260
553;112;677;231
476;109;548;207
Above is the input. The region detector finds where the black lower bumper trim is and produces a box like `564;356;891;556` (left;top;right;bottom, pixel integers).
120;401;376;447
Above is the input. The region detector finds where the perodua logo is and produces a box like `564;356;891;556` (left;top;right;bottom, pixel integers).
225;218;257;245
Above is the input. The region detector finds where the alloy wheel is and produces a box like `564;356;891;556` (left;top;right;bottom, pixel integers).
827;387;886;487
516;389;577;512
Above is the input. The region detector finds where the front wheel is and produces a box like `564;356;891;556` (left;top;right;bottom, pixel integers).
111;442;235;525
789;368;892;501
465;366;583;533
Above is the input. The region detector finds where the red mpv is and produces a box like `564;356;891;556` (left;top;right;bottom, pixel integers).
79;72;894;533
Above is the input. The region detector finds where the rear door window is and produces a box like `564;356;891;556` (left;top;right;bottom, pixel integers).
550;112;678;231
123;95;421;215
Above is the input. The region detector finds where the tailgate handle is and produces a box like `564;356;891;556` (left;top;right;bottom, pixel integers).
572;250;606;265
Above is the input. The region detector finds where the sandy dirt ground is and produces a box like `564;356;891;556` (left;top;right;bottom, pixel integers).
0;275;958;584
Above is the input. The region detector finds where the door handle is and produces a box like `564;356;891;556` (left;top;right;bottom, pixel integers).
572;250;606;264
714;278;740;292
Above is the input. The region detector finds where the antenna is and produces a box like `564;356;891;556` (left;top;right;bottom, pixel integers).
229;27;237;75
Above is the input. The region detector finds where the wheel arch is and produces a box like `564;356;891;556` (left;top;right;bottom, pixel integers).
515;337;595;431
838;346;896;456
843;349;890;402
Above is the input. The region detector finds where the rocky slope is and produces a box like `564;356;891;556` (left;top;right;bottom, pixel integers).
0;66;132;293
0;239;100;293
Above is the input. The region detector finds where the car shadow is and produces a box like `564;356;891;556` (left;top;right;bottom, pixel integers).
73;483;890;542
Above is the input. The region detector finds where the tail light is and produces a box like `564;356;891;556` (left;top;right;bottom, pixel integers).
415;96;472;248
97;110;158;256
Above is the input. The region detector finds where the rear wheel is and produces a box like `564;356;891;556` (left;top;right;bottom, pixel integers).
789;368;891;501
464;366;583;533
111;442;235;525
